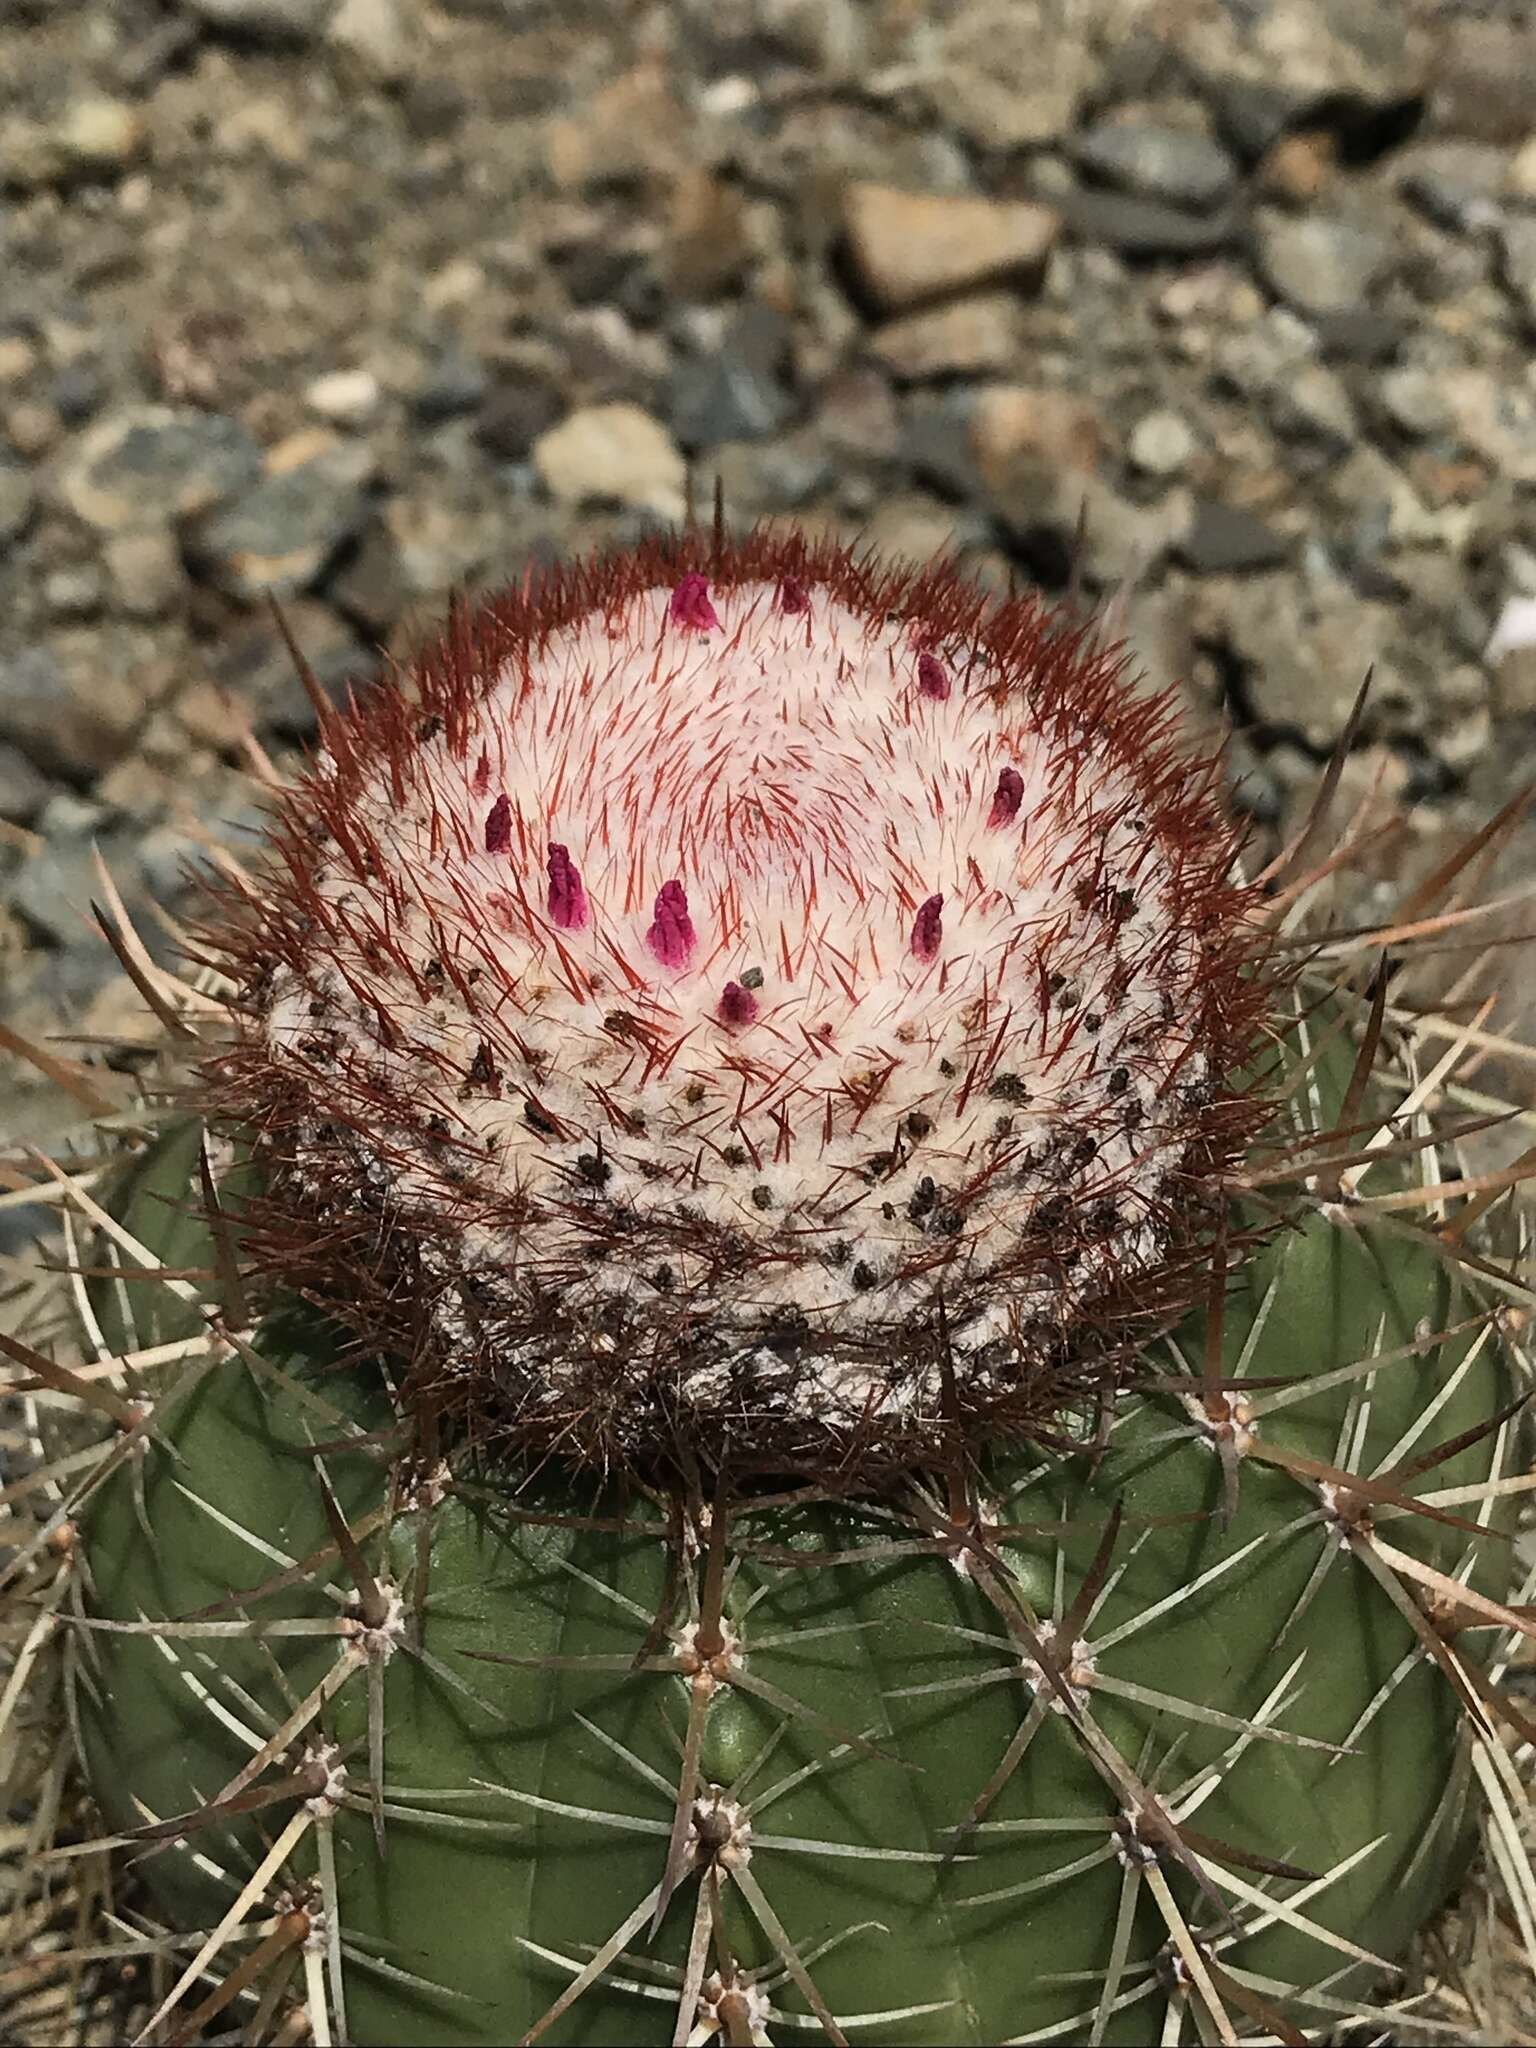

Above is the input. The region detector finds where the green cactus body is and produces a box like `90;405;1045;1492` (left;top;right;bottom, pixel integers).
78;1041;1513;2047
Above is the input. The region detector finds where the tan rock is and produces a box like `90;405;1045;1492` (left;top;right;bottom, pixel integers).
841;183;1059;313
867;295;1020;381
532;402;687;521
969;386;1103;491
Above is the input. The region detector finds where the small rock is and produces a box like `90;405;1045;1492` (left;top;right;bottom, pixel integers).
532;402;687;520
918;8;1097;150
0;97;147;191
1267;360;1356;456
305;368;382;427
1399;141;1508;233
187;0;333;41
544;64;692;194
1499;218;1536;327
59;407;262;531
44;567;106;620
903;396;986;501
1256;130;1336;205
212;601;375;739
104;526;188;618
187;444;374;602
970;386;1102;486
1491;644;1536;719
861;493;982;565
50;360;106;428
5;403;61;459
0;336;37;384
328;519;406;634
665;169;756;299
326;0;414;82
1509;133;1536;202
0;745;49;826
867;295;1020;382
1255;211;1394;317
1069;121;1236;213
1441;368;1536;485
411;348;488;426
1054;188;1240;258
668;306;796;449
709;432;833;517
0;456;35;550
1197;573;1400;746
0;642;150;783
839;184;1059;313
1176;501;1294;574
1128;409;1197;478
817;366;900;463
476;371;566;462
1376;365;1452;440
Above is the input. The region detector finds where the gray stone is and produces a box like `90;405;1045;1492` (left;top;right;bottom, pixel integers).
326;0;414;81
903;396;985;502
1499;218;1536;327
1055;188;1240;257
710;432;833;517
476;373;565;462
1069;122;1236;213
916;7;1097;149
213;601;375;739
668;308;796;449
104;526;189;617
0;743;48;826
1376;366;1453;440
1398;141;1508;234
1255;211;1394;318
0;644;146;782
0;456;34;549
1203;573;1405;746
187;445;373;602
411;347;488;425
6;796;130;949
59;407;262;531
187;0;334;41
1176;501;1294;575
1267;361;1356;457
44;566;107;620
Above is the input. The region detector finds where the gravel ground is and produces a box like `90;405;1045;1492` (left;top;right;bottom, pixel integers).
4;0;1536;1173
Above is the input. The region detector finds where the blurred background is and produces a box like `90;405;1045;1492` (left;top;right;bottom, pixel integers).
3;0;1536;1169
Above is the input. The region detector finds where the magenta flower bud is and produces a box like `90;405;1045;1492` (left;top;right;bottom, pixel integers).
988;766;1025;828
669;573;720;632
647;879;696;968
910;893;944;961
546;844;588;931
717;980;759;1028
916;651;951;701
484;794;512;854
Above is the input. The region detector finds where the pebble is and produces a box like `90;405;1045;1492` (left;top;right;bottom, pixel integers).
1499;219;1536;328
1176;501;1294;575
1197;573;1401;746
211;601;375;739
0;642;149;784
668;306;796;449
0;336;37;385
187;443;374;602
44;567;106;620
532;402;687;521
1128;408;1197;478
1255;212;1395;318
0;456;35;550
839;184;1059;313
867;295;1020;382
970;386;1102;485
1377;365;1452;440
59;407;262;531
1053;188;1240;258
0;743;48;827
326;0;414;82
1069;121;1237;213
188;0;334;41
411;348;488;426
104;526;188;618
1256;131;1336;205
1399;141;1508;234
5;403;61;459
305;368;382;427
920;7;1096;150
476;371;566;462
0;98;147;191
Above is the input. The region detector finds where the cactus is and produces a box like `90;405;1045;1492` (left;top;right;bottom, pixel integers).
7;530;1535;2046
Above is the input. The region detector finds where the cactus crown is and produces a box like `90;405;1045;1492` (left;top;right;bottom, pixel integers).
201;531;1273;1475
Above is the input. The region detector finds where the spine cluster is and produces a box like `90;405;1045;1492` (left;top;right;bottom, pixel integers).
202;531;1271;1474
